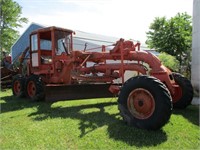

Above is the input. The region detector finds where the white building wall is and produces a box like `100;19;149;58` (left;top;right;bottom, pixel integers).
191;0;200;92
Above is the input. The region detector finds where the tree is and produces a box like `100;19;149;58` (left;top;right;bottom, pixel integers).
0;0;28;53
158;52;180;72
146;12;192;77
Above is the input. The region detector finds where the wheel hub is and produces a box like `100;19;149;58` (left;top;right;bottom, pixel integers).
138;100;144;107
127;88;155;119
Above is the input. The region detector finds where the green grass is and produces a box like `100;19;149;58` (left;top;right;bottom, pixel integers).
0;89;199;149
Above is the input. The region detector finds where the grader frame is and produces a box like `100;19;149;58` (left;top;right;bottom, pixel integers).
12;26;193;130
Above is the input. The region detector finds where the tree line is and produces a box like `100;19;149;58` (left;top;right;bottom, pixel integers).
146;12;192;78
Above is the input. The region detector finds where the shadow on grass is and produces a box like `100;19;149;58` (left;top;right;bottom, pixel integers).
172;105;199;126
2;95;199;147
27;101;167;147
0;95;39;113
1;96;167;147
1;95;167;147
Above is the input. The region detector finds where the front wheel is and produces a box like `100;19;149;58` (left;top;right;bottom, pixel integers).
172;73;193;109
25;75;45;101
118;75;172;130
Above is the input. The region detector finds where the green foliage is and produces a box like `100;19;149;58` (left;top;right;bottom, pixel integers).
0;90;200;149
0;0;28;52
146;12;192;76
158;52;180;72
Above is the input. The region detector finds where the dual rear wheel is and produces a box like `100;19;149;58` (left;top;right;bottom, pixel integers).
12;74;45;101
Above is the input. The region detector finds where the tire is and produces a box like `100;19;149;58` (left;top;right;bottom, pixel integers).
12;74;25;98
118;75;172;130
172;73;193;109
25;75;45;101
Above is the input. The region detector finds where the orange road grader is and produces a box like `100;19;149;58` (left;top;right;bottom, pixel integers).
12;26;193;130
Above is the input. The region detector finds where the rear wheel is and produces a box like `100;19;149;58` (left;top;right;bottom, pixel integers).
26;75;45;101
118;75;172;130
12;74;25;98
172;73;193;109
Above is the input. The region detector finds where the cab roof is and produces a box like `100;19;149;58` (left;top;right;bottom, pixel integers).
31;26;74;35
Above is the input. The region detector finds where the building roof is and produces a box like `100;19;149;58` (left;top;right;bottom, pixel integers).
11;22;45;62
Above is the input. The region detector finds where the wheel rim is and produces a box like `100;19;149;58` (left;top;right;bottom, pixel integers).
14;80;21;95
127;88;155;119
27;81;36;98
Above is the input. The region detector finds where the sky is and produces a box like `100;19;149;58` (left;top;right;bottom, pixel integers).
15;0;193;44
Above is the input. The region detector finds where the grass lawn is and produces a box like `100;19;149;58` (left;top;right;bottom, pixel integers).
0;89;199;149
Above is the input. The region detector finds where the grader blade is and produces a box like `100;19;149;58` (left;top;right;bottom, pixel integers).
45;84;117;102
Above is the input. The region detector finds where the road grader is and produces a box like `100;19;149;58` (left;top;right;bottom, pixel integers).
12;26;193;130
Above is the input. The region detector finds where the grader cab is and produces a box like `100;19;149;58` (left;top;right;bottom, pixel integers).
12;26;193;130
